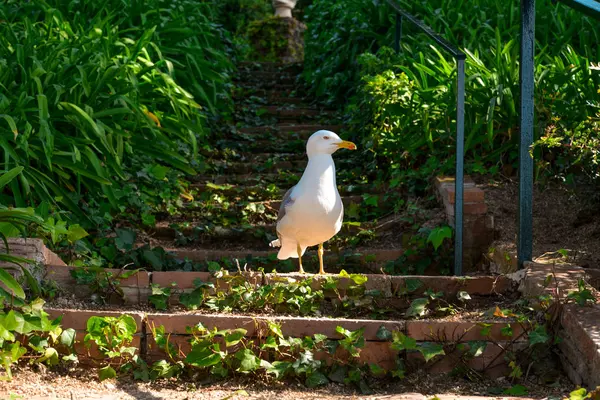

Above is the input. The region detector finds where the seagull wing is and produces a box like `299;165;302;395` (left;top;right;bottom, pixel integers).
277;186;296;223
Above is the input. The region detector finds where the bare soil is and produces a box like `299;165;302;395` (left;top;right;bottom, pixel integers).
1;364;574;400
478;176;600;269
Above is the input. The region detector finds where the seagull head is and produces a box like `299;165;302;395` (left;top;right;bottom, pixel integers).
306;130;357;158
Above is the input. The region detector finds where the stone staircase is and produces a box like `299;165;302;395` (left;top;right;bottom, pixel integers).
142;61;430;275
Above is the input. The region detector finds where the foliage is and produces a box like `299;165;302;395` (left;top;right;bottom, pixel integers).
70;266;142;304
303;0;600;191
0;0;233;228
0;298;76;380
84;314;138;380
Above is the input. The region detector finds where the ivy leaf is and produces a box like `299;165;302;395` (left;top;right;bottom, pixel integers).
568;388;589;400
418;342;445;362
501;324;513;338
66;224;88;243
185;345;223;367
368;363;386;376
376;325;392;341
390;331;416;351
225;329;247;347
427;226;452;250
98;365;116;381
528;325;550;347
468;341;487;357
457;291;471;301
402;278;423;294
266;361;291;379
306;371;329;388
236;349;260;372
406;298;429;318
503;384;528;396
328;365;347;383
60;328;76;347
260;336;278;350
115;229;136;251
313;333;327;343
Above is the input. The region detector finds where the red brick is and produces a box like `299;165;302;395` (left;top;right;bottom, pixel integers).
72;331;142;362
445;186;485;204
445;202;488;216
390;276;513;298
151;271;213;289
46;265;150;288
522;263;587;298
406;321;527;342
46;308;144;333
147;313;404;340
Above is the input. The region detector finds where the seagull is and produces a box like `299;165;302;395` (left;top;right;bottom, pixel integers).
269;130;357;274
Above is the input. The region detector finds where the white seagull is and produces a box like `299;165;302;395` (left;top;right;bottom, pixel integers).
269;130;357;274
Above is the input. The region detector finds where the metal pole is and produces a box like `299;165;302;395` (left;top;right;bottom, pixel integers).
395;13;402;52
518;0;535;267
454;58;465;276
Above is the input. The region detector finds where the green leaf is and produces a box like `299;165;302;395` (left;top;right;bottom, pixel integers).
328;365;347;383
306;371;329;388
404;278;423;293
236;349;260;372
406;298;429;318
468;341;487;357
501;324;513;338
98;365;116;381
457;291;471;301
568;388;589;400
149;165;169;180
503;384;528;396
376;325;392;341
225;329;247;347
266;360;291;379
0;268;26;299
0;167;24;190
390;331;416;351
66;224;88;243
427;226;452;250
0;114;18;140
528;325;550;347
418;342;445;362
60;328;76;347
185;344;223;367
368;363;386;376
313;333;327;343
115;229;136;251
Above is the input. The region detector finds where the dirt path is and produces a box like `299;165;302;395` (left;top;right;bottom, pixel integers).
1;367;562;400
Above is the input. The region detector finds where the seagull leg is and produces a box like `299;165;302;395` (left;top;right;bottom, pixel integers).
318;243;325;275
297;243;305;274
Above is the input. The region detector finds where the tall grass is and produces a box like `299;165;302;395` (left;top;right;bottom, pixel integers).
0;0;233;222
303;0;600;189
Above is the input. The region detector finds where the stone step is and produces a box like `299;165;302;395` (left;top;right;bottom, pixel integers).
190;181;377;199
235;74;296;86
237;61;303;74
239;123;344;136
154;246;405;271
236;105;335;119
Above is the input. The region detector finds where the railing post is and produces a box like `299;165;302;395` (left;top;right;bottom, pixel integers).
454;57;465;276
518;0;535;268
395;13;402;52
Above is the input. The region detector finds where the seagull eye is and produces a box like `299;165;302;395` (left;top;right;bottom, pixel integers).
323;136;330;140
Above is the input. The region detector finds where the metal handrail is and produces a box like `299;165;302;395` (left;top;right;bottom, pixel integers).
555;0;600;19
385;0;466;275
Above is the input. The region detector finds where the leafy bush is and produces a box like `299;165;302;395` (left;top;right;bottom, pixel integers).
303;0;600;190
0;0;233;224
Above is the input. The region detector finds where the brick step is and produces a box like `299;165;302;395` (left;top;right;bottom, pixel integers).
152;246;405;268
234;87;305;99
239;123;344;135
236;105;335;119
190;181;378;199
236;82;298;91
238;61;303;74
181;194;365;214
235;75;296;86
208;159;306;175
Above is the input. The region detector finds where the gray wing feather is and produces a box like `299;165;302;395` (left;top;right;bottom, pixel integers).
277;186;295;223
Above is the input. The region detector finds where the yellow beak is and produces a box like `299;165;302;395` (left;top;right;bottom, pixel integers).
336;140;357;150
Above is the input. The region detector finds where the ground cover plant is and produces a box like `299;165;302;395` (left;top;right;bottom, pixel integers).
303;0;600;194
